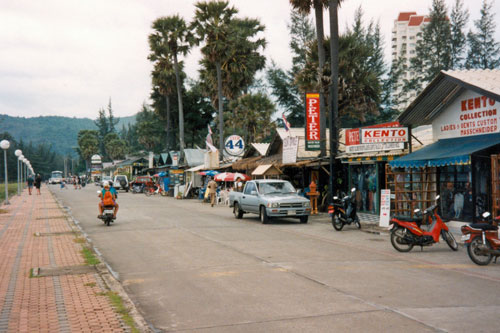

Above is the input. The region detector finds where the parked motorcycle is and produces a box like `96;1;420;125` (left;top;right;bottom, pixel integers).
328;188;361;231
461;212;500;265
388;195;458;252
131;183;145;194
144;185;167;197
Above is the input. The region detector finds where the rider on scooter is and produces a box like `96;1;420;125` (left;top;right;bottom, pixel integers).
98;181;119;219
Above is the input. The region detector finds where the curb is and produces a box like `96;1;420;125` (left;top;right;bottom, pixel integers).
49;188;153;333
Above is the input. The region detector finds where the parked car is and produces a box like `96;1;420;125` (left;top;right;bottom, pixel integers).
229;179;311;224
113;175;129;192
130;176;155;188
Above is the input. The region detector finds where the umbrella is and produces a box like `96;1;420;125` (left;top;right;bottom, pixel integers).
200;170;219;176
214;172;251;182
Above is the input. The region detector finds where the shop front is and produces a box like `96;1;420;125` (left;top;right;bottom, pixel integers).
391;70;500;222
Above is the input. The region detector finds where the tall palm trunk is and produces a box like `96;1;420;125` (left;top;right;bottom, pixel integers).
165;94;172;151
314;0;327;157
328;0;339;200
216;61;224;156
173;53;185;154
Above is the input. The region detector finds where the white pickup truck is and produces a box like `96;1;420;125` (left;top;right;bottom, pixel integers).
229;179;311;224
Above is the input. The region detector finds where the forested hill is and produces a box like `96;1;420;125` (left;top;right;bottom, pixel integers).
0;114;136;156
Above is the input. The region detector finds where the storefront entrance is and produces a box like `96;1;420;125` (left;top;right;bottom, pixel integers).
349;163;380;214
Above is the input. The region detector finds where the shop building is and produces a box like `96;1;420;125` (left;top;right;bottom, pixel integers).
389;69;500;222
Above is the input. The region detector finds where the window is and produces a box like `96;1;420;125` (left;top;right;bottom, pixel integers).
244;182;256;195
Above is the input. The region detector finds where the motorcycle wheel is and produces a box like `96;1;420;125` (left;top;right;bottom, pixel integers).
390;227;414;252
332;215;344;231
161;190;167;197
441;230;458;251
467;237;493;266
354;215;361;229
106;218;111;226
145;189;152;196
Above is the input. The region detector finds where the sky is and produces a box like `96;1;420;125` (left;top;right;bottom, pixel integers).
0;0;498;119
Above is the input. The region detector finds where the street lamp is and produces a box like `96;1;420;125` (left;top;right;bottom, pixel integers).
19;155;24;188
14;150;22;196
1;140;10;205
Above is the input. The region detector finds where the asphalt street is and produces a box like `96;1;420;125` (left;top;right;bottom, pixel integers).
51;184;500;333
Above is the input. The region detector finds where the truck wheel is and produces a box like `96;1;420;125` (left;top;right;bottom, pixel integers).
260;206;269;224
300;216;308;224
233;203;244;219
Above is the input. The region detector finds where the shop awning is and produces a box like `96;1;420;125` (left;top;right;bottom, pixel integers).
390;132;500;168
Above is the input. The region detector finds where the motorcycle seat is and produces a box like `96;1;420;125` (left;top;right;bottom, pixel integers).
393;215;422;223
469;223;498;231
103;205;115;209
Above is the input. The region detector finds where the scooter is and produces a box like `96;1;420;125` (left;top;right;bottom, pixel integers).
97;190;115;226
131;183;145;194
461;212;500;265
328;188;361;231
388;195;458;252
144;184;167;196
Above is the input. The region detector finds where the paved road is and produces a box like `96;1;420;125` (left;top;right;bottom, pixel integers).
51;184;500;332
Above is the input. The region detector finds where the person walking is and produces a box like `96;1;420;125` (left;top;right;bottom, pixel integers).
77;176;82;189
207;177;218;207
34;174;42;195
27;174;34;195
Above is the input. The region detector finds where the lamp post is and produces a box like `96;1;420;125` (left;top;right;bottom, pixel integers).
19;155;24;190
14;150;22;196
1;140;10;205
22;158;27;186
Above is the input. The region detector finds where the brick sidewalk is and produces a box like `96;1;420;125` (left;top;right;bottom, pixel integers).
0;189;131;332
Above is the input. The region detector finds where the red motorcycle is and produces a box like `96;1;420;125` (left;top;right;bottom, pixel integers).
389;195;458;252
461;212;500;265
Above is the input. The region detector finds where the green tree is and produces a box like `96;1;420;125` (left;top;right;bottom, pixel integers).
183;80;214;148
191;0;238;154
94;108;109;158
228;93;276;145
107;99;119;133
450;0;469;69
466;0;500;69
267;9;315;127
104;133;128;161
408;0;452;94
77;130;99;173
135;104;165;153
290;0;329;156
149;16;192;153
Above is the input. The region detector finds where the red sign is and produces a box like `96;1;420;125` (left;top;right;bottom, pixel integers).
345;121;401;146
361;127;408;144
305;93;320;150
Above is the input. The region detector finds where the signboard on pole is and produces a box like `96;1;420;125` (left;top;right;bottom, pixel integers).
305;93;321;151
360;127;408;144
225;135;245;156
379;189;391;227
282;136;299;164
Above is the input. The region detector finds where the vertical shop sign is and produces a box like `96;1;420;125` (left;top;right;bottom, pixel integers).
282;136;299;164
379;189;391;227
305;93;321;150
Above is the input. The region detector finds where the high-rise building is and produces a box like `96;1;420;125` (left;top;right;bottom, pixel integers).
391;12;429;110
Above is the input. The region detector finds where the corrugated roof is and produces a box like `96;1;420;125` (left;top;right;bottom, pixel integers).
398;69;500;127
183;149;204;167
251;143;269;156
398;12;417;21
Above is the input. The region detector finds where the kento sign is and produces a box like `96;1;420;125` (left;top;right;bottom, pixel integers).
305;93;320;150
345;121;400;146
360;127;408;144
433;90;499;140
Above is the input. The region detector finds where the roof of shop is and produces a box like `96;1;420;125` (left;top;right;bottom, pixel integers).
251;143;270;156
398;69;500;126
390;132;500;168
183;149;205;167
252;164;282;176
185;164;206;172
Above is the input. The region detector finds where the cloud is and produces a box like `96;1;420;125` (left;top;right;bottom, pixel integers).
0;0;499;120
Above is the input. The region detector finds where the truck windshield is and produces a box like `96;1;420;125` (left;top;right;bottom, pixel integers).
259;182;296;195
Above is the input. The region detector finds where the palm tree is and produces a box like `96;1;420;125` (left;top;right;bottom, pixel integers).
149;16;192;154
289;0;329;156
191;0;237;155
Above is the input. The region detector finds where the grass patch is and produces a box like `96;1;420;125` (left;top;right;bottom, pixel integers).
0;183;20;202
29;268;34;278
81;247;100;265
0;209;8;214
102;291;139;333
84;282;96;287
73;237;86;244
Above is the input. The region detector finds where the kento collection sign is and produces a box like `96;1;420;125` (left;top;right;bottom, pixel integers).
224;135;245;156
345;121;404;153
360;127;408;144
305;93;320;151
433;90;499;140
